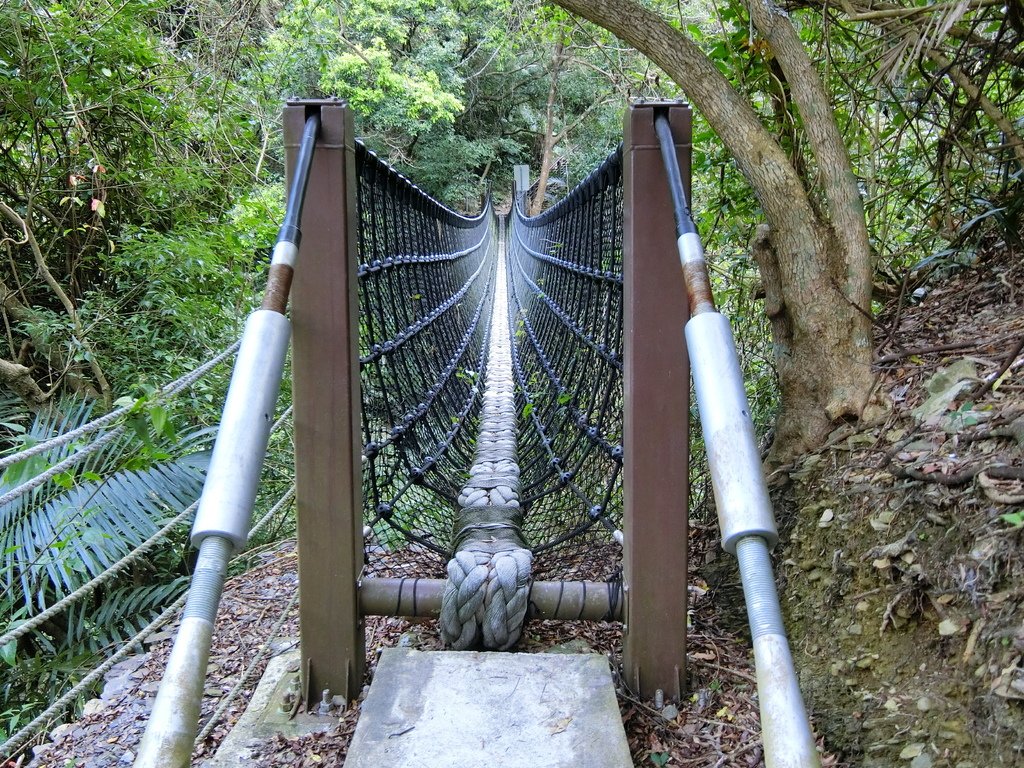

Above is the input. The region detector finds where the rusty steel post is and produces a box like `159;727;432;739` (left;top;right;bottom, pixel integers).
622;101;691;701
286;100;364;704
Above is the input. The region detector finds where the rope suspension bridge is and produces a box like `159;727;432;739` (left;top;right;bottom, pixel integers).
1;100;819;767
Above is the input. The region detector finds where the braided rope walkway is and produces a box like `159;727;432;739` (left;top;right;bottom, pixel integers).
440;218;532;650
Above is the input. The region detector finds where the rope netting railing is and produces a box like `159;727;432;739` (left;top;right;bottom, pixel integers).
507;150;625;582
355;143;496;572
348;144;628;650
354;150;628;586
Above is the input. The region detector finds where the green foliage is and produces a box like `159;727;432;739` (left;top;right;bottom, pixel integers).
1000;510;1024;528
0;399;209;729
263;0;631;206
0;0;269;405
0;403;206;612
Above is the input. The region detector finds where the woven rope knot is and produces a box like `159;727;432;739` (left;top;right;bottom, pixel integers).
440;546;532;650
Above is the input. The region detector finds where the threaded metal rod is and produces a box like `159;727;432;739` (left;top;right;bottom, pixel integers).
133;535;233;768
735;535;786;639
735;536;819;768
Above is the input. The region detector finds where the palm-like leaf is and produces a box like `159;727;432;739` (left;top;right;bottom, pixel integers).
0;401;208;613
68;576;190;653
1;455;206;612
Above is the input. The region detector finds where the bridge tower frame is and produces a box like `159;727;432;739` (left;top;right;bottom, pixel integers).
622;101;692;701
285;99;365;704
284;99;692;705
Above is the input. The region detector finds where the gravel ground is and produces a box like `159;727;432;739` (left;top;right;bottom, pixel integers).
25;532;839;767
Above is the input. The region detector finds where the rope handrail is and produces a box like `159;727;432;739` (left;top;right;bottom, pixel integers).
1;592;189;759
518;147;621;228
0;502;196;648
0;482;298;760
0;340;241;474
356;229;490;277
0;380;289;634
0;341;243;510
355;142;488;229
0;454;294;650
0;424;128;509
505;236;618;286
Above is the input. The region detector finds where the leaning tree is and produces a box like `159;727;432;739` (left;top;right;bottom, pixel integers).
554;0;879;465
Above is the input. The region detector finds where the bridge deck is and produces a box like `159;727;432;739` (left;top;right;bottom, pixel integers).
345;648;631;767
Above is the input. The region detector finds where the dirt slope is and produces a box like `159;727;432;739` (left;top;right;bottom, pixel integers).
773;233;1024;767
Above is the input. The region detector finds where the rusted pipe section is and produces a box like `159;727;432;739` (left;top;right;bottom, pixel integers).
360;577;623;621
654;109;819;767
653;112;715;315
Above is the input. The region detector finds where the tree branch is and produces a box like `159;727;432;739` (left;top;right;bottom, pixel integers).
0;199;112;407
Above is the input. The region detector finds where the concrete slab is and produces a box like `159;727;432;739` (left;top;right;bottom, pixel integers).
204;646;337;766
345;649;632;767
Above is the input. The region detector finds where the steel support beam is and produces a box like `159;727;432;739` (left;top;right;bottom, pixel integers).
622;101;691;701
287;99;364;704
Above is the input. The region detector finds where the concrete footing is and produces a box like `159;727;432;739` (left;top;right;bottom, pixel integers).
203;647;336;766
346;648;632;767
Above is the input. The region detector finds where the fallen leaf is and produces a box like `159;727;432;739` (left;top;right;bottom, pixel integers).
548;716;572;734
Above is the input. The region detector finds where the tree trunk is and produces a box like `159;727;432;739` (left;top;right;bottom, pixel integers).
0;199;111;408
553;0;878;465
0;358;48;405
530;35;567;216
0;254;104;405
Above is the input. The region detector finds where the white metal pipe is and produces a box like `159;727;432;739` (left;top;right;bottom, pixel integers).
134;535;232;768
685;311;777;554
658;106;814;764
686;311;816;767
190;309;291;551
